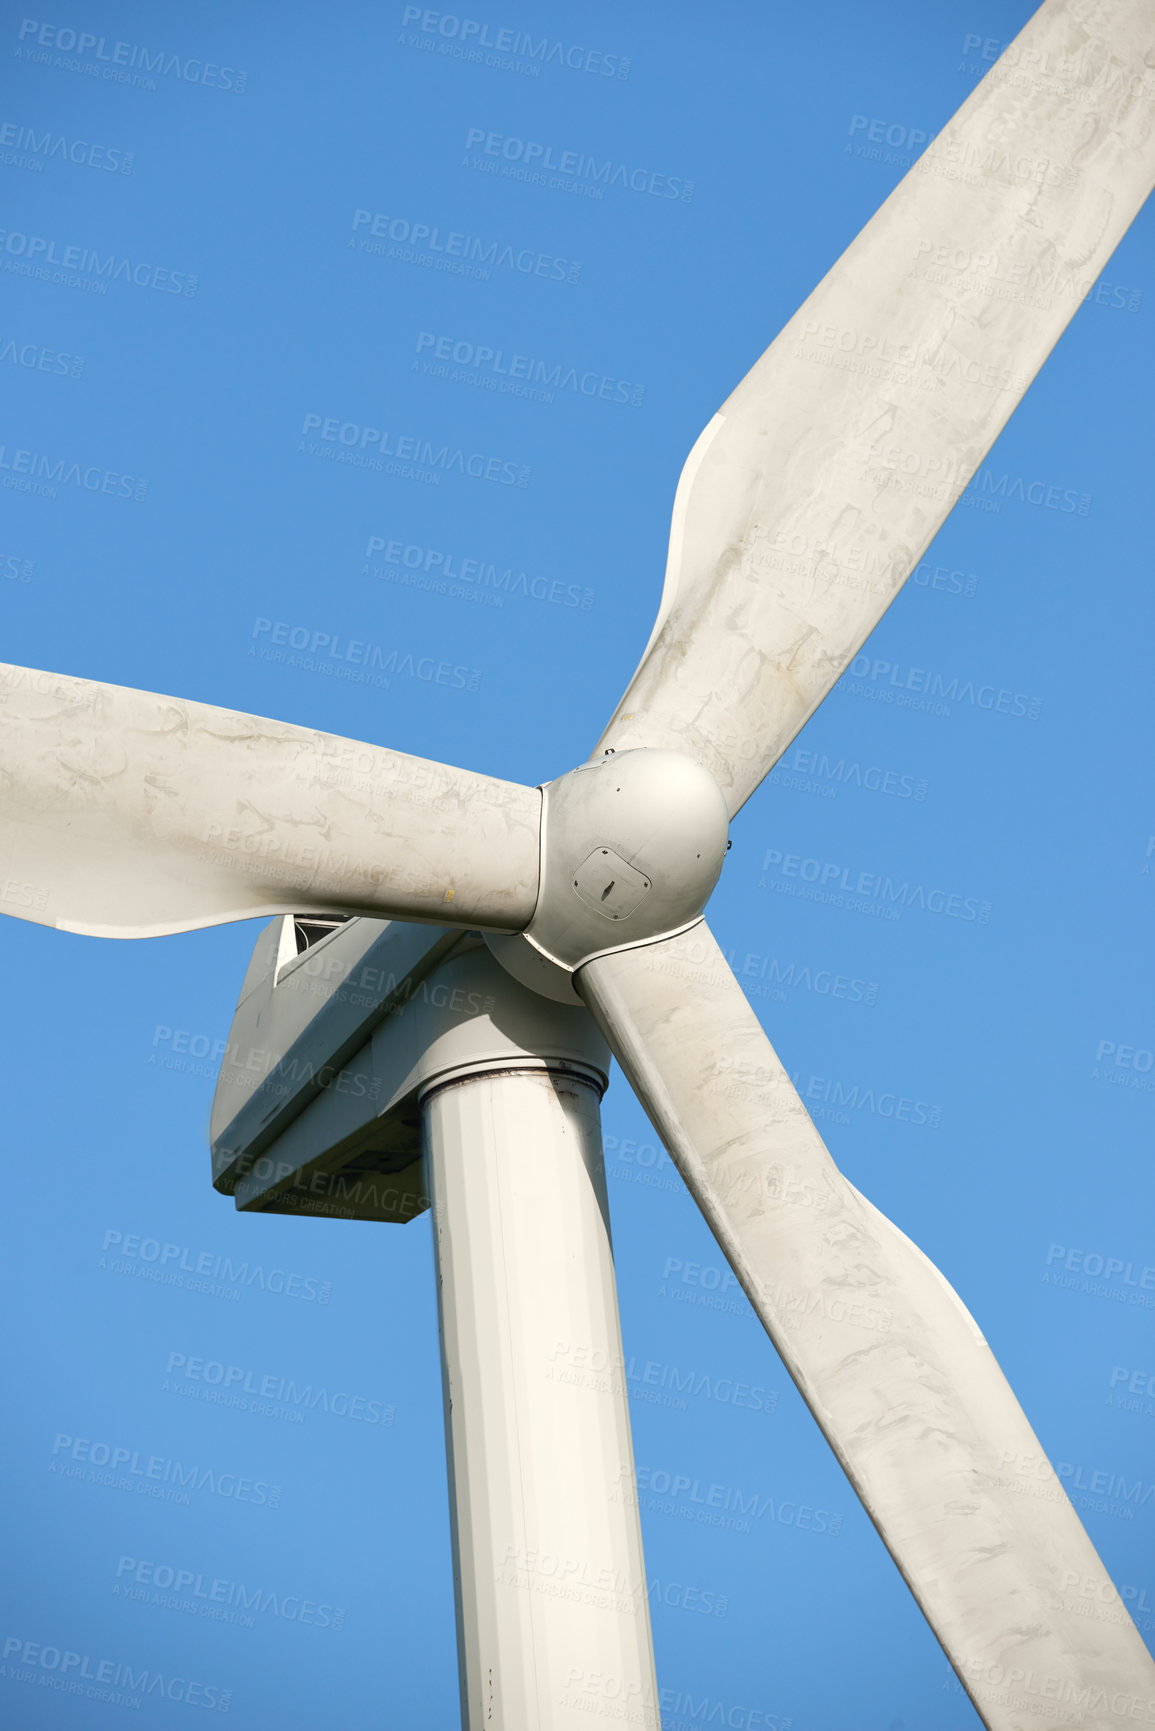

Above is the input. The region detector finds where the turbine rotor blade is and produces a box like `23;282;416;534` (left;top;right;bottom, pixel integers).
0;664;540;938
595;0;1155;815
578;924;1155;1726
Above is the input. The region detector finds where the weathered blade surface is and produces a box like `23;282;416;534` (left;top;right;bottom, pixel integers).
595;0;1155;816
0;664;540;938
579;924;1155;1728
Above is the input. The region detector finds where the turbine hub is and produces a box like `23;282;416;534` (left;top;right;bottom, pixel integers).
486;748;729;1004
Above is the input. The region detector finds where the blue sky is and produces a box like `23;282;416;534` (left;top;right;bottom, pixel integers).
2;1;1153;1725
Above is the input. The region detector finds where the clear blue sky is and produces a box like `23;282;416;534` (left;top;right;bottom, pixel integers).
2;2;1153;1725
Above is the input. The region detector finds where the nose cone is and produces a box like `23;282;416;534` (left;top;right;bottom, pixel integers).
583;748;730;917
490;747;731;1004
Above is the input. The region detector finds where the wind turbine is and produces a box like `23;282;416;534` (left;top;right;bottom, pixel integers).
2;0;1154;1724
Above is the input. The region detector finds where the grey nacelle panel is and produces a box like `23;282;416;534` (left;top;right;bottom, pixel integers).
211;917;462;1195
212;924;610;1225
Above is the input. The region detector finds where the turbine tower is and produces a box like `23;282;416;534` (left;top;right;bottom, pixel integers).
2;3;1153;1725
